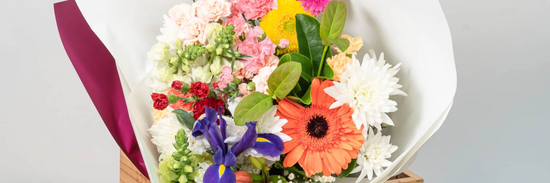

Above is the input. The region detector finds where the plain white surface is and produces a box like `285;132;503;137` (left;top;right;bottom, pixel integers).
0;0;549;183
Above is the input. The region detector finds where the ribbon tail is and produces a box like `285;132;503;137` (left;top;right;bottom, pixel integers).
54;0;148;178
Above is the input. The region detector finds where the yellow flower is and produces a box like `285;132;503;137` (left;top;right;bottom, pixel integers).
335;34;364;55
326;53;352;81
260;0;311;55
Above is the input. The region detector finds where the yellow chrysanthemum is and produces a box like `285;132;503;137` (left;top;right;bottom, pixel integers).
260;0;311;55
326;53;352;81
335;34;364;55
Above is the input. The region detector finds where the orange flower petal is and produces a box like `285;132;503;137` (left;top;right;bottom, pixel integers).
284;145;305;167
283;138;301;154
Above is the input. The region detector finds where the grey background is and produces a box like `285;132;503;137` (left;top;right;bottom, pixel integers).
1;0;549;182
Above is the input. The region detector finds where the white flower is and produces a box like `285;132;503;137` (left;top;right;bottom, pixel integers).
148;110;183;160
352;127;398;182
147;42;172;62
324;50;406;130
184;127;210;155
227;97;242;117
157;15;181;46
204;23;223;44
194;161;213;183
210;56;223;75
191;63;213;83
288;173;295;180
241;106;291;161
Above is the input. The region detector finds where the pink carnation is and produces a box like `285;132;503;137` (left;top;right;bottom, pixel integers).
194;0;231;22
234;68;255;80
224;14;250;36
169;3;194;26
218;66;233;90
233;0;278;20
179;17;207;45
234;27;277;73
298;0;331;16
252;64;277;94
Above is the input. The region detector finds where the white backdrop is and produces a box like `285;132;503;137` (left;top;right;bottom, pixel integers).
0;0;549;182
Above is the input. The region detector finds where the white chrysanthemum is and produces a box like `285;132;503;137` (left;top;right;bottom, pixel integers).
157;15;180;46
352;127;398;182
148;112;183;160
324;50;406;130
183;127;210;155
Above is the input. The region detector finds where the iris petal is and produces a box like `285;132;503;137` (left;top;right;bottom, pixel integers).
204;164;236;183
253;133;284;157
231;121;258;156
218;107;227;141
206;121;225;153
224;149;237;167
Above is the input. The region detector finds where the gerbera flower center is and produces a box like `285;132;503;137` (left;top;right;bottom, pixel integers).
283;20;295;33
306;115;329;138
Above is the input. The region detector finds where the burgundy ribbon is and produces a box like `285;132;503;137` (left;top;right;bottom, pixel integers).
54;0;148;178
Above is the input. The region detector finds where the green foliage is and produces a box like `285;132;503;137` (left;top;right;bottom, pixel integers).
159;129;200;183
323;38;350;53
320;1;347;43
338;158;358;179
268;62;302;99
172;109;196;130
295;14;324;74
279;52;315;82
233;92;273;126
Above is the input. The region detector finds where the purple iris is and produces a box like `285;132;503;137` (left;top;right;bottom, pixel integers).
192;107;284;183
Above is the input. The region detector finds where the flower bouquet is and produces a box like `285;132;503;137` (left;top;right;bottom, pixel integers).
55;0;456;182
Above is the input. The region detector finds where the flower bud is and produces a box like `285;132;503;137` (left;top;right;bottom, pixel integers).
216;47;223;55
278;38;289;49
223;44;230;49
181;65;191;73
246;82;255;91
175;39;183;49
178;176;188;183
248;156;265;170
177;49;184;57
206;44;216;52
167;94;179;104
235;171;253;183
170;57;179;64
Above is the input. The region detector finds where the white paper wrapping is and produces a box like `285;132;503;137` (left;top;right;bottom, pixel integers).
75;0;456;182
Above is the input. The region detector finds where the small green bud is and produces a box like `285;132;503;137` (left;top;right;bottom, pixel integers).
181;65;191;73
223;44;230;49
181;83;190;92
181;156;188;162
168;94;179;104
178;176;188;183
169;57;178;64
249;156;266;170
184;165;194;173
232;76;241;84
173;161;182;170
206;44;216;52
247;82;256;91
235;51;242;57
216;47;223;55
177;50;184;57
184;52;190;59
175;39;183;49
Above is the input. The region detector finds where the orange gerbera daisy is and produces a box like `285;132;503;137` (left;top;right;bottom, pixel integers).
277;78;364;177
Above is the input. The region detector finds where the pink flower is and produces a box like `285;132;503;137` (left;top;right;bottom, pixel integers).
169;3;194;26
278;38;289;49
179;17;207;45
297;0;331;16
234;27;277;73
265;55;280;67
218;66;233;90
224;14;250;36
252;64;276;94
234;0;278;20
194;0;231;22
238;83;252;97
234;68;255;80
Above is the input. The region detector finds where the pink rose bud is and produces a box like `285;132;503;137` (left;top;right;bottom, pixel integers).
279;39;289;49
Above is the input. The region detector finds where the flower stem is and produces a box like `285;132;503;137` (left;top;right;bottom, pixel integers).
318;45;330;76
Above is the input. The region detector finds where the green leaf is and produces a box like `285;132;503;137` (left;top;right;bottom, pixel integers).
300;86;312;105
295;14;324;73
339;158;357;179
172;109;195;129
323;38;350;53
279;52;314;82
320;1;347;42
323;64;334;79
268;62;302;99
234;92;273;126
